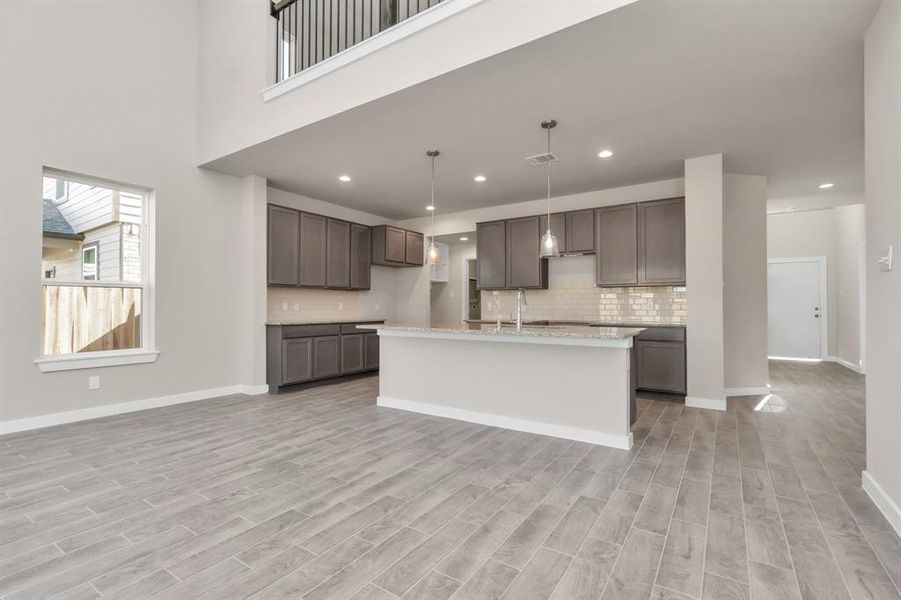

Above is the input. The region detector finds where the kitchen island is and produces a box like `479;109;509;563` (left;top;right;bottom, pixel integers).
357;323;643;449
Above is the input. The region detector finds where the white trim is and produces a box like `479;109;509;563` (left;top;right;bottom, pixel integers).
826;356;865;374
768;356;823;363
370;327;635;349
859;241;866;373
262;0;482;102
767;256;828;360
724;385;771;397
862;471;901;536
377;396;632;450
685;396;727;411
35;349;160;372
0;384;268;435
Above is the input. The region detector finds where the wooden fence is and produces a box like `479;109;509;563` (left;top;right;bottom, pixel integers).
42;285;141;355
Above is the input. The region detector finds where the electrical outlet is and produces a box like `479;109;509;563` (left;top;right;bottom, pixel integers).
338;302;344;311
88;376;100;390
375;303;380;311
294;302;300;310
282;302;288;311
878;245;893;272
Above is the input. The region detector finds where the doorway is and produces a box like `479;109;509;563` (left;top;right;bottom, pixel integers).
465;259;480;320
767;257;828;360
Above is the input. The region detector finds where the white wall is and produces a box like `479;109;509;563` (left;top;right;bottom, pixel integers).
430;242;476;323
196;0;637;165
684;155;725;409
723;174;769;392
767;204;866;368
863;0;901;533
0;0;262;422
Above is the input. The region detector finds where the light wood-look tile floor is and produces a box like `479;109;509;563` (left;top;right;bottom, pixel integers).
2;361;899;599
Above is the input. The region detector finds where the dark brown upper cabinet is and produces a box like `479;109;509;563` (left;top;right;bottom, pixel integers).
371;225;424;267
476;220;507;289
538;213;566;253
638;197;685;285
350;223;371;290
565;209;596;254
595;204;639;286
267;205;299;286
506;215;548;289
299;212;328;287
326;218;350;289
405;230;424;266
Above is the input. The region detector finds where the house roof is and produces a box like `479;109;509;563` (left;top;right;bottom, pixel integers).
42;198;84;240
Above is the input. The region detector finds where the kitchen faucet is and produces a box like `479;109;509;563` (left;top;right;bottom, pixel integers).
515;288;527;332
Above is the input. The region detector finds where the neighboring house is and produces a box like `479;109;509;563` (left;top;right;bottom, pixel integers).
41;176;142;282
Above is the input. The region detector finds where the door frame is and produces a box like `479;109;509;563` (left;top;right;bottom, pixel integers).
767;256;829;360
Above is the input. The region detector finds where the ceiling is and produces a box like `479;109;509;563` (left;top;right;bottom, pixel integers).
204;0;878;220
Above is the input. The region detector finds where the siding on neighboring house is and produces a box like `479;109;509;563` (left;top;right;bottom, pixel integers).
84;223;122;281
53;181;116;232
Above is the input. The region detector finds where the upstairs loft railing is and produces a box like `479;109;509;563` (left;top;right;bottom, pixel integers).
272;0;443;82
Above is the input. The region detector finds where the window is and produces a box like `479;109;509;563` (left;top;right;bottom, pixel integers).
81;242;99;280
36;169;157;371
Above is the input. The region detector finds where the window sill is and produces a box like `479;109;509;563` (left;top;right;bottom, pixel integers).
35;349;159;373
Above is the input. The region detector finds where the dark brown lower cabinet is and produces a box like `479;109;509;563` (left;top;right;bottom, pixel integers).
633;327;687;395
341;334;365;374
281;338;312;384
313;336;340;379
364;333;379;370
267;322;382;392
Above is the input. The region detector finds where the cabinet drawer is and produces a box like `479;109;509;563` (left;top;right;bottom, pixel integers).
282;324;341;338
340;322;382;334
637;327;686;342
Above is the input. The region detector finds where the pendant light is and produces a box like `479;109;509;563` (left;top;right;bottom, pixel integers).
539;119;560;258
426;150;441;265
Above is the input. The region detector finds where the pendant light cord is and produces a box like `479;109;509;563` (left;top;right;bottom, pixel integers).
546;125;551;222
431;154;436;246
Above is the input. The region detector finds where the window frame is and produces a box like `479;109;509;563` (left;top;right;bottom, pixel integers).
35;168;158;372
81;241;99;281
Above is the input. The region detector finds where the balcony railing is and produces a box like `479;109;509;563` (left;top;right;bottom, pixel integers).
272;0;443;82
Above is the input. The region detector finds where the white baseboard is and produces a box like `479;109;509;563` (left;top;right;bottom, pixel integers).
0;383;269;435
826;356;865;374
377;396;633;450
862;470;901;536
685;396;727;411
724;385;771;397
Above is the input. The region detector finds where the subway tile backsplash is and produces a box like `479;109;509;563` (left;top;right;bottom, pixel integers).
481;284;686;324
267;287;362;322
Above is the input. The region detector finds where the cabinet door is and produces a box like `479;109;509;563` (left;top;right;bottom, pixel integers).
638;198;685;284
538;213;566;253
326;218;350;289
635;340;686;394
299;212;327;287
506;215;544;289
595;204;638;286
385;226;407;263
282;338;312;384
313;336;340;379
476;220;507;289
364;332;379;370
566;209;596;253
267;205;299;285
350;223;371;290
340;334;365;374
405;231;424;266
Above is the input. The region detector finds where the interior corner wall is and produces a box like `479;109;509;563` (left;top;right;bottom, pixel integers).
0;0;260;423
723;174;768;391
684;155;725;409
834;204;866;368
864;0;901;532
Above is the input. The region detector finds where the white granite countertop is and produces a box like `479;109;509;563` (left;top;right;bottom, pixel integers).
356;322;644;347
266;318;385;326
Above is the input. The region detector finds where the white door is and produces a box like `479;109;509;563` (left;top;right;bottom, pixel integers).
768;259;825;359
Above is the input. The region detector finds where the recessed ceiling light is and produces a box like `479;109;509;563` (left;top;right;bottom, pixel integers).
818;182;834;189
597;149;614;158
338;175;351;182
473;175;486;182
426;205;435;211
459;236;469;241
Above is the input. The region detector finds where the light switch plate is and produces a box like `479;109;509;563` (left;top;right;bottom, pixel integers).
88;376;100;390
878;245;893;272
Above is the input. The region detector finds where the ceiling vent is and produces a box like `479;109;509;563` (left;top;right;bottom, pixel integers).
525;152;558;166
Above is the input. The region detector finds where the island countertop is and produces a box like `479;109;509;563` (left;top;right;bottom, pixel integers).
356;322;644;347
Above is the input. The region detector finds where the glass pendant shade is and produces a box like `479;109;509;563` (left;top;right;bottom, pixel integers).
539;229;560;258
428;242;441;265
